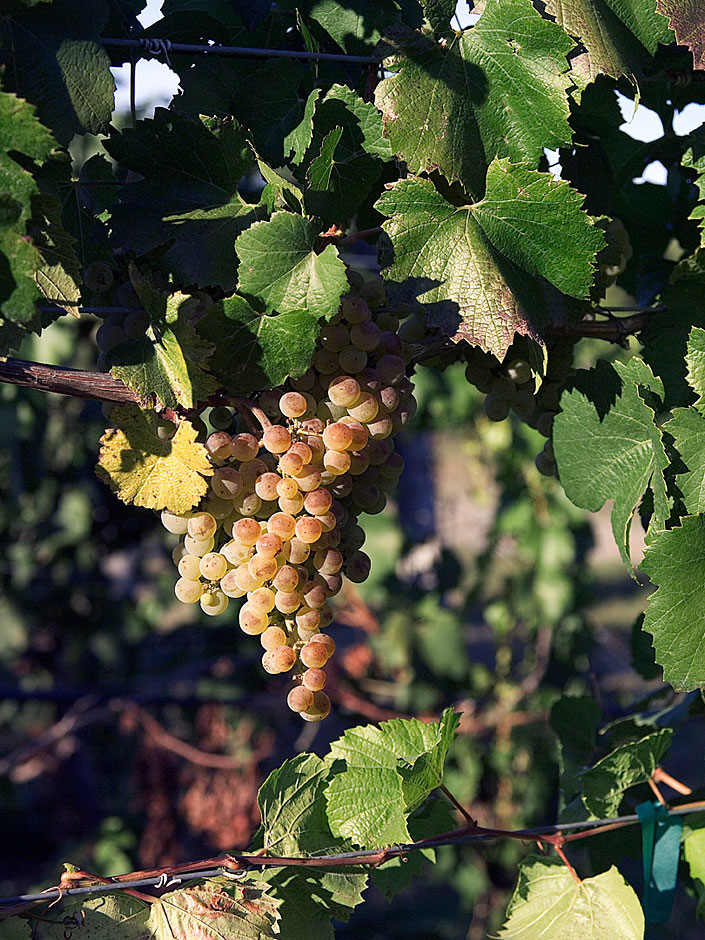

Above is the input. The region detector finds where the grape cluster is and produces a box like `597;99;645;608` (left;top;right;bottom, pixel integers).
464;336;577;477
163;280;414;721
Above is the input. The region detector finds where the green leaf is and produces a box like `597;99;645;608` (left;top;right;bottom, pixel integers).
325;708;458;846
666;408;705;514
422;0;456;38
147;881;281;939
640;253;705;408
550;695;601;801
279;0;409;55
28;192;81;315
285;88;320;165
0;89;55;327
257;754;367;939
0;0;115;145
543;0;674;88
235;213;348;320
376;173;596;359
581;728;673;818
109;281;218;411
497;857;644;939
96;405;213;514
375;0;574;196
303;85;392;225
656;0;704;69
640;515;705;690
682;125;705;233
470;159;604;298
686;326;705;411
197;295;320;394
684;827;705;919
104;110;264;291
173;56;306;168
39;891;150;937
552;358;668;574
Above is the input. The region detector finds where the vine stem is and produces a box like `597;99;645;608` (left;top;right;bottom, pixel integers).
3;802;703;913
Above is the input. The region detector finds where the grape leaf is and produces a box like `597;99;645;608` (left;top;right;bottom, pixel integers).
581;729;673;818
325;709;458;846
257;753;367;937
96;405;213;514
278;0;410;55
667;409;705;513
684;827;705;919
422;0;455;38
543;0;674;88
235;213;348;320
109;298;218;412
550;695;601;801
147;882;280;940
0;0;115;145
686;325;705;411
375;0;574;197
197;295;320;394
376;169;600;358
552;358;668;574
497;857;644;940
640;253;705;408
286;88;320;165
640;515;705;690
28;192;81;315
104;110;265;291
656;0;704;69
0;89;55;328
469;159;604;298
38;891;150;937
303;85;392;225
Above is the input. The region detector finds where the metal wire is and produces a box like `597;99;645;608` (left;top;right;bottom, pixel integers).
1;804;702;908
102;36;380;65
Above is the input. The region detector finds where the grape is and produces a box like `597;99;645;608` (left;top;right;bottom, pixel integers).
338;345;367;373
536;412;556;437
199;552;228;581
268;512;297;541
309;633;335;657
300;691;331;722
288;441;313;465
278;493;305;515
208;406;234;430
279;450;304;476
96;321;127;352
231;433;260;461
347;392;379;424
535;449;557;477
255;532;283;558
124;309;150;338
249;554;278;582
295;516;323;544
272;646;298;673
279;391;308;418
344;551;371;583
359;278;386;307
488;376;516;401
323;422;354;452
328;375;361;408
302;668;326;691
301;641;328;669
272;564;299;592
240;458;269;488
296;465;323;492
287;685;315;713
275;591;302;614
261;626;287;650
483;395;511;422
211;467;243;500
276;477;300;500
296;606;321;631
291;369;316;392
323;450;351;475
239;603;269;634
188;512;217;541
200;590;229;616
505;359;532;384
255;471;282;501
314;348;340;374
234;565;264;592
175;578;204;604
205;431;232;460
184;535;215;556
366;416;393;440
84;261;114;292
178;554;201;580
303;487;333;516
219;570;246;598
319;323;350;352
161;510;190;535
313;547;343;575
341;295;370;323
302;580;327;609
262;425;291;454
232;517;261;546
376;354;405;385
350;320;380;351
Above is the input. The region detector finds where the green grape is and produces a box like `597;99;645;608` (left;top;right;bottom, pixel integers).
505;359;532;384
208;406;234;430
300;691;331;722
175;577;204;604
161;510;190;535
287;685;315;713
200;590;229;616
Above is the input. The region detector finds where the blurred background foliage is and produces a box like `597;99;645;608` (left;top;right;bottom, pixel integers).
3;310;699;937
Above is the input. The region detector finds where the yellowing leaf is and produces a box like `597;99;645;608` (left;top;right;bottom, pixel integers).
96;405;212;513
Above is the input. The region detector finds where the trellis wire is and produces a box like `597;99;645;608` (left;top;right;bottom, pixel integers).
1;803;702;908
102;36;380;65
